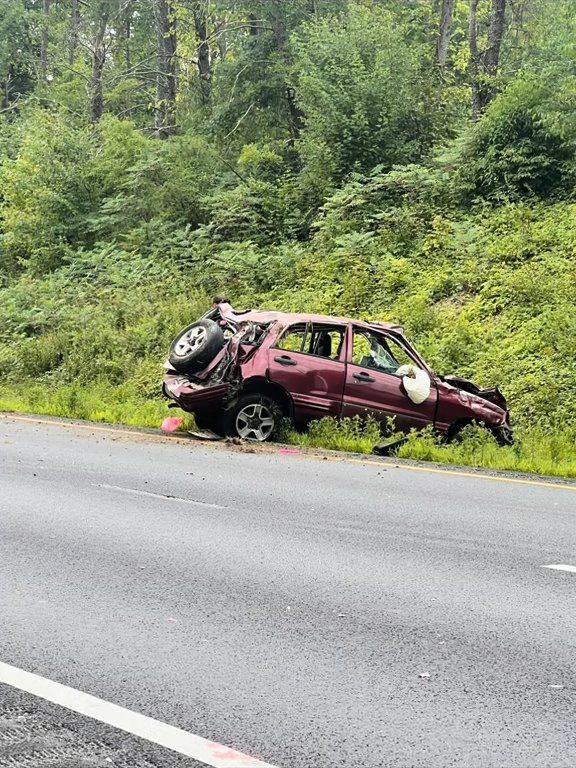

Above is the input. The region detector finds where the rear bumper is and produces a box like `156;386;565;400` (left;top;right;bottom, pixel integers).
163;374;231;415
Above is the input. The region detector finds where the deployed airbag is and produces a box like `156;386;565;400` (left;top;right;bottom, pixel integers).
397;365;431;405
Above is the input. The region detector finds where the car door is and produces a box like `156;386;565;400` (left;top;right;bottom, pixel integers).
267;322;347;425
342;327;437;432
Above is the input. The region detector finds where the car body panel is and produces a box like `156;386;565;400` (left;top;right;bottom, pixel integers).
340;322;438;431
163;376;231;413
265;319;348;424
434;379;509;433
218;305;404;336
268;348;347;424
342;364;438;431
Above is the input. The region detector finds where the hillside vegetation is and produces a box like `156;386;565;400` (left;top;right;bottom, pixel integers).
0;0;575;474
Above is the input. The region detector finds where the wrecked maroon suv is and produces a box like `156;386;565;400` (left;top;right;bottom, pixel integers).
163;303;513;445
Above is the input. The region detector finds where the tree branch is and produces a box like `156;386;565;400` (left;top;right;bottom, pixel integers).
224;102;255;142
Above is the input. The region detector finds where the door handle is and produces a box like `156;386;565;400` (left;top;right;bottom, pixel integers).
274;355;297;366
353;371;375;383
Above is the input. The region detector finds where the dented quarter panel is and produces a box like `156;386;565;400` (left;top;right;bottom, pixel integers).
163;376;231;412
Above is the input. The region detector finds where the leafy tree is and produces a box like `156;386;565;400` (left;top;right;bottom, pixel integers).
0;0;37;109
0;110;95;272
457;21;576;202
292;3;440;188
153;0;178;136
469;0;508;117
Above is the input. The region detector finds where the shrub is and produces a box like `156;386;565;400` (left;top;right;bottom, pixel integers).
456;75;576;203
292;2;439;185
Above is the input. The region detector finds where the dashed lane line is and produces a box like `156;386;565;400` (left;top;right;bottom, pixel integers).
542;564;576;574
0;661;277;768
95;483;228;510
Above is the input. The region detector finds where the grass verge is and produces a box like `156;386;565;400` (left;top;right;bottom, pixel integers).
0;382;169;430
1;384;575;479
287;418;576;478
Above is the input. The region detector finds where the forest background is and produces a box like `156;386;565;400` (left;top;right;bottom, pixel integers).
0;0;575;475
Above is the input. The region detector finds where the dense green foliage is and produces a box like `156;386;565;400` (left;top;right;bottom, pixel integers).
0;0;575;474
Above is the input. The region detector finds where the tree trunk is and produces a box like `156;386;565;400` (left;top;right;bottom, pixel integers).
269;1;287;50
70;0;80;64
484;0;507;77
124;1;133;69
436;0;454;70
214;19;228;62
1;72;11;110
286;86;303;139
469;0;507;118
41;0;50;80
90;16;108;125
469;0;481;118
193;4;211;105
154;0;178;138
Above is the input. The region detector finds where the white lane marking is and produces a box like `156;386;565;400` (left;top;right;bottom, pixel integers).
0;661;277;768
95;484;227;510
543;564;576;574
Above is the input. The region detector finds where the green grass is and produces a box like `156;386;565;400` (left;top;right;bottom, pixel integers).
0;382;169;430
2;385;575;479
286;418;576;479
285;415;383;454
397;425;576;479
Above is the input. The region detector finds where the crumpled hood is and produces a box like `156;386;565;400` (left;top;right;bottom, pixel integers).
441;375;508;412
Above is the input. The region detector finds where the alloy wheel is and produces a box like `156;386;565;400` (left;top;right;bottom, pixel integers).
235;403;275;442
174;326;207;357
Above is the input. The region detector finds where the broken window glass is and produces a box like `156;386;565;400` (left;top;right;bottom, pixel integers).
352;330;415;375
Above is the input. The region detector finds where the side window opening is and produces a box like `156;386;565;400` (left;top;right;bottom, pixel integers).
352;330;416;375
275;323;345;361
307;326;345;360
383;335;416;372
276;324;308;352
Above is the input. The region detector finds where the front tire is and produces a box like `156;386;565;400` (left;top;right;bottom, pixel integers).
223;394;282;442
491;425;514;446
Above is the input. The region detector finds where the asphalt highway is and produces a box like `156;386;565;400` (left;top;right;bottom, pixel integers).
1;415;576;768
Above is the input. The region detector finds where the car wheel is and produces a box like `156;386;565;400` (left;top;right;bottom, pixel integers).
168;319;225;375
223;394;282;442
491;425;514;446
443;421;468;444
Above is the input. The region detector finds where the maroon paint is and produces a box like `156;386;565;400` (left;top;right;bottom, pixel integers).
163;306;511;439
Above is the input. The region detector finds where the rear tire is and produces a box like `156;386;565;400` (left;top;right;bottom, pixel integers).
222;393;282;442
168;319;225;374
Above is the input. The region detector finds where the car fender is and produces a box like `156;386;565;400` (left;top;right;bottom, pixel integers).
435;380;509;433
